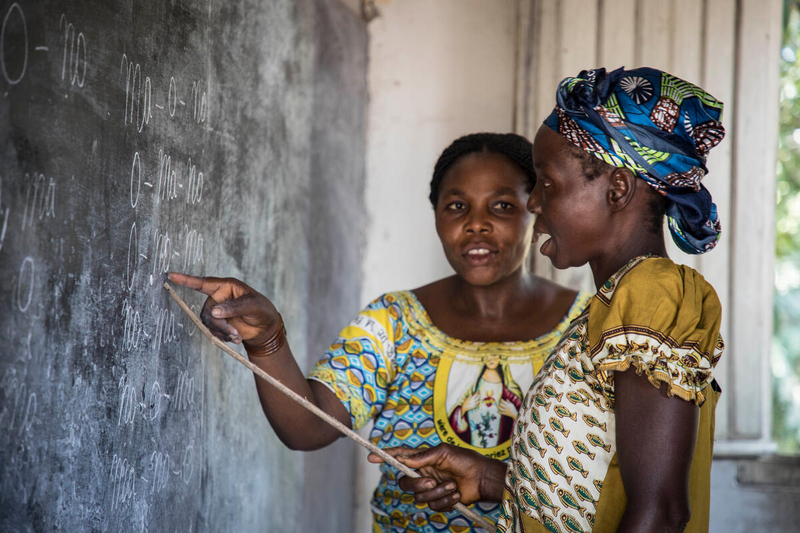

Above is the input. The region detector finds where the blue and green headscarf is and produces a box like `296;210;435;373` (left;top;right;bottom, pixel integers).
544;67;725;254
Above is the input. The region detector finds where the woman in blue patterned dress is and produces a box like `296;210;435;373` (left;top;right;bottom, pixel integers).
169;132;591;532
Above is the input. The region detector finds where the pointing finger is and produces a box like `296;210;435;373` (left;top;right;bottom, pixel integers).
168;272;225;296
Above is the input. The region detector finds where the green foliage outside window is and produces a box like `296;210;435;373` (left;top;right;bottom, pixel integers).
773;0;800;454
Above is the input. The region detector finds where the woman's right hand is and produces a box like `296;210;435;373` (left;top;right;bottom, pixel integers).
367;443;507;510
167;272;281;352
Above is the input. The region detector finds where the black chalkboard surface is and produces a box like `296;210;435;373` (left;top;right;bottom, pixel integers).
0;1;367;531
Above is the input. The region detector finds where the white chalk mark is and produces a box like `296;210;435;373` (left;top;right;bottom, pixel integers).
1;4;29;86
34;46;47;51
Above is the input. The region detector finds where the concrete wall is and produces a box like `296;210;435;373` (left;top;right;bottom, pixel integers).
710;458;800;532
356;1;518;530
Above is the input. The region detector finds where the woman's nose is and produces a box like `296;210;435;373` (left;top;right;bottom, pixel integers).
527;185;542;214
464;212;491;234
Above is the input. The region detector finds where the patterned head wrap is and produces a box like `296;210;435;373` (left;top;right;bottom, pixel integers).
544;67;725;254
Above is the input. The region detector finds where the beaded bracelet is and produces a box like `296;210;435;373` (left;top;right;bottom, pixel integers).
247;315;287;357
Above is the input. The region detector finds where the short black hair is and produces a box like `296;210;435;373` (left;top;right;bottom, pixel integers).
566;143;669;234
429;132;536;207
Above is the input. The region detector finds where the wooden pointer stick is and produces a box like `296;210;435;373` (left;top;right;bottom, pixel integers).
164;282;495;532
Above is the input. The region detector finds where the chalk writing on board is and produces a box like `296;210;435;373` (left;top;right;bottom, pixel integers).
1;3;27;86
191;80;207;123
0;376;37;435
180;444;195;484
150;229;172;285
0;176;8;253
167;76;181;117
13;256;35;313
173;369;195;412
182;226;203;270
109;453;136;510
157;149;178;203
59;14;86;88
147;381;163;421
148;449;170;494
126;222;138;291
120;54;152;132
130;151;141;208
117;375;137;427
22;173;57;231
186;158;203;205
121;298;142;351
153;304;176;352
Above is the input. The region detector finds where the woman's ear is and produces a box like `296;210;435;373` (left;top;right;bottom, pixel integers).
607;168;636;211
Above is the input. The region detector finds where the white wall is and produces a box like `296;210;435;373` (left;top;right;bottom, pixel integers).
356;1;518;530
362;0;518;303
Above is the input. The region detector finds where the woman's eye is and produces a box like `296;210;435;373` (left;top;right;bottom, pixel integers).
447;202;465;211
495;201;514;211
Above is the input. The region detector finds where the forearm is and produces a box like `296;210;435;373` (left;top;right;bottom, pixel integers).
247;343;349;451
477;456;508;502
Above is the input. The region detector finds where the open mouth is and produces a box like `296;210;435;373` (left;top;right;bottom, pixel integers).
463;244;498;265
533;221;552;254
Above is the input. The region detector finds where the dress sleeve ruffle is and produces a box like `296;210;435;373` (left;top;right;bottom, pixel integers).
588;258;724;406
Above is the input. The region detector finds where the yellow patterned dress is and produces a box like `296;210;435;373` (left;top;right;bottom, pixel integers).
309;290;591;533
498;256;723;533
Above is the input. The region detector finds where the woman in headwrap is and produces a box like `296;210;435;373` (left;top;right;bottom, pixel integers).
371;67;725;533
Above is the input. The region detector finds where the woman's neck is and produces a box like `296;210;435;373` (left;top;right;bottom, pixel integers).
590;231;668;289
448;267;536;322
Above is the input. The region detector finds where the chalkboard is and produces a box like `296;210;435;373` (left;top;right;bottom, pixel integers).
0;0;367;531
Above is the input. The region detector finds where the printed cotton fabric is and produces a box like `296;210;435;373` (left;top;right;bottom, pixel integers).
498;257;723;533
309;290;591;533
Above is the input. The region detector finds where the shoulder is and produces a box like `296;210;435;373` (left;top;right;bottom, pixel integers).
588;257;723;370
587;257;724;405
362;291;414;316
596;257;720;315
357;291;421;338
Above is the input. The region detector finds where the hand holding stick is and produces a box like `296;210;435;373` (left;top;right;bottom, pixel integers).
163;282;495;532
